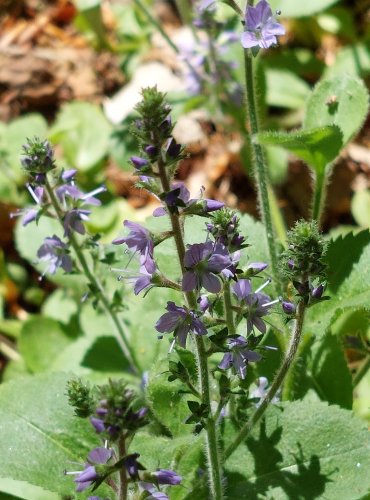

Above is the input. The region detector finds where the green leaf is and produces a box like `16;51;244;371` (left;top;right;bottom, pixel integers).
269;0;340;17
49;102;112;171
19;317;75;373
0;478;58;500
147;359;196;437
324;43;370;79
304;75;369;145
0;372;109;498
265;69;310;109
305;230;370;337
226;400;370;499
351;189;370;228
256;126;343;175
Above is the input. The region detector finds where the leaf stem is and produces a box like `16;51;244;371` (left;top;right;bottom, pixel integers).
225;300;306;459
311;171;328;228
243;48;280;293
44;179;140;375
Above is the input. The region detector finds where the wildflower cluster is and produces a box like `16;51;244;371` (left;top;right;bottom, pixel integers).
65;378;181;498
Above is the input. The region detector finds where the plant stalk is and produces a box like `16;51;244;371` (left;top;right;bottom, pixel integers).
44;179;140;374
311;171;327;228
223;282;235;335
225;300;306;459
118;436;128;500
156;158;223;500
243;45;280;292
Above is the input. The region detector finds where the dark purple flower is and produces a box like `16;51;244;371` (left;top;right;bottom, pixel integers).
182;242;232;293
144;145;158;156
282;300;296;315
247;262;268;274
312;284;325;299
123;453;146;479
63;208;91;237
166;137;182;158
219;336;262;379
241;0;285;49
153;469;182;485
131;156;149;169
90;417;105;433
155;301;207;347
113;220;154;273
37;235;72;275
140;482;169;500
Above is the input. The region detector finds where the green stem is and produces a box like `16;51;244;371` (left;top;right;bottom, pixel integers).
268;185;287;246
243;48;280;293
44;180;140;375
118;436;128;500
353;356;370;387
133;0;199;77
311;172;327;228
223;282;235;335
225;300;306;459
156;159;223;500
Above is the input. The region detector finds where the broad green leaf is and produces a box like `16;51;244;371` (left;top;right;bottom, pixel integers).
226;400;370;499
0;478;58;500
49;102;112;171
0;372;110;498
305;230;370;337
0;114;48;181
42;289;79;325
132;433;202;500
147;358;196;437
265;69;310;109
304;75;369;145
269;0;340;17
288;334;353;408
256;126;343;175
15;216;88;292
351;189;370;228
324;43;370;79
19;317;76;373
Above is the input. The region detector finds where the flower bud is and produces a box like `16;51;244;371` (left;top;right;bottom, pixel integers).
311;284;325;299
282;300;296;315
21;138;55;175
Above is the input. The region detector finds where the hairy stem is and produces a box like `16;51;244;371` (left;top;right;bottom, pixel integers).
223;282;235;335
225;300;306;459
118;436;128;500
156;159;223;499
243;48;280;293
311;172;327;228
44;179;139;374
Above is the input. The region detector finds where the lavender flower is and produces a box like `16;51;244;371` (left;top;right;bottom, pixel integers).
63;208;91;237
140;482;169;500
37;235;72;275
182;242;232;293
123;453;146;479
155;301;207;347
131;156;149;169
251;376;279;405
241;0;285;50
311;284;325;299
153;469;182;485
64;447;112;493
282;300;296;315
233;279;273;334
61;169;77;182
10;185;45;226
219;336;262;379
113;220;154;273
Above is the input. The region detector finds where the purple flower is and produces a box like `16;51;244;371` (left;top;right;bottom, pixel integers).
282;300;296;315
247;262;268;274
233;279;272;334
56;184;105;207
144;145;158;156
154;469;182;485
113;220;154;273
241;0;285;49
140;482;169;500
123;453;146;479
62;169;77;182
219;336;262;379
63;208;91;237
131;156;149;169
90;417;105;433
37;235;72;275
312;284;325;299
165;137;182;158
182;242;232;293
65;446;112;493
155;301;207;347
10;184;45;226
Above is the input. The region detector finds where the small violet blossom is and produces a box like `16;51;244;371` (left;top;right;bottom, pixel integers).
241;0;285;50
233;279;273;334
153;469;182;485
37;235;72;275
10;184;45;226
155;301;207;348
219;336;262;379
64;446;112;493
113;220;155;273
251;376;279;405
182;242;232;293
